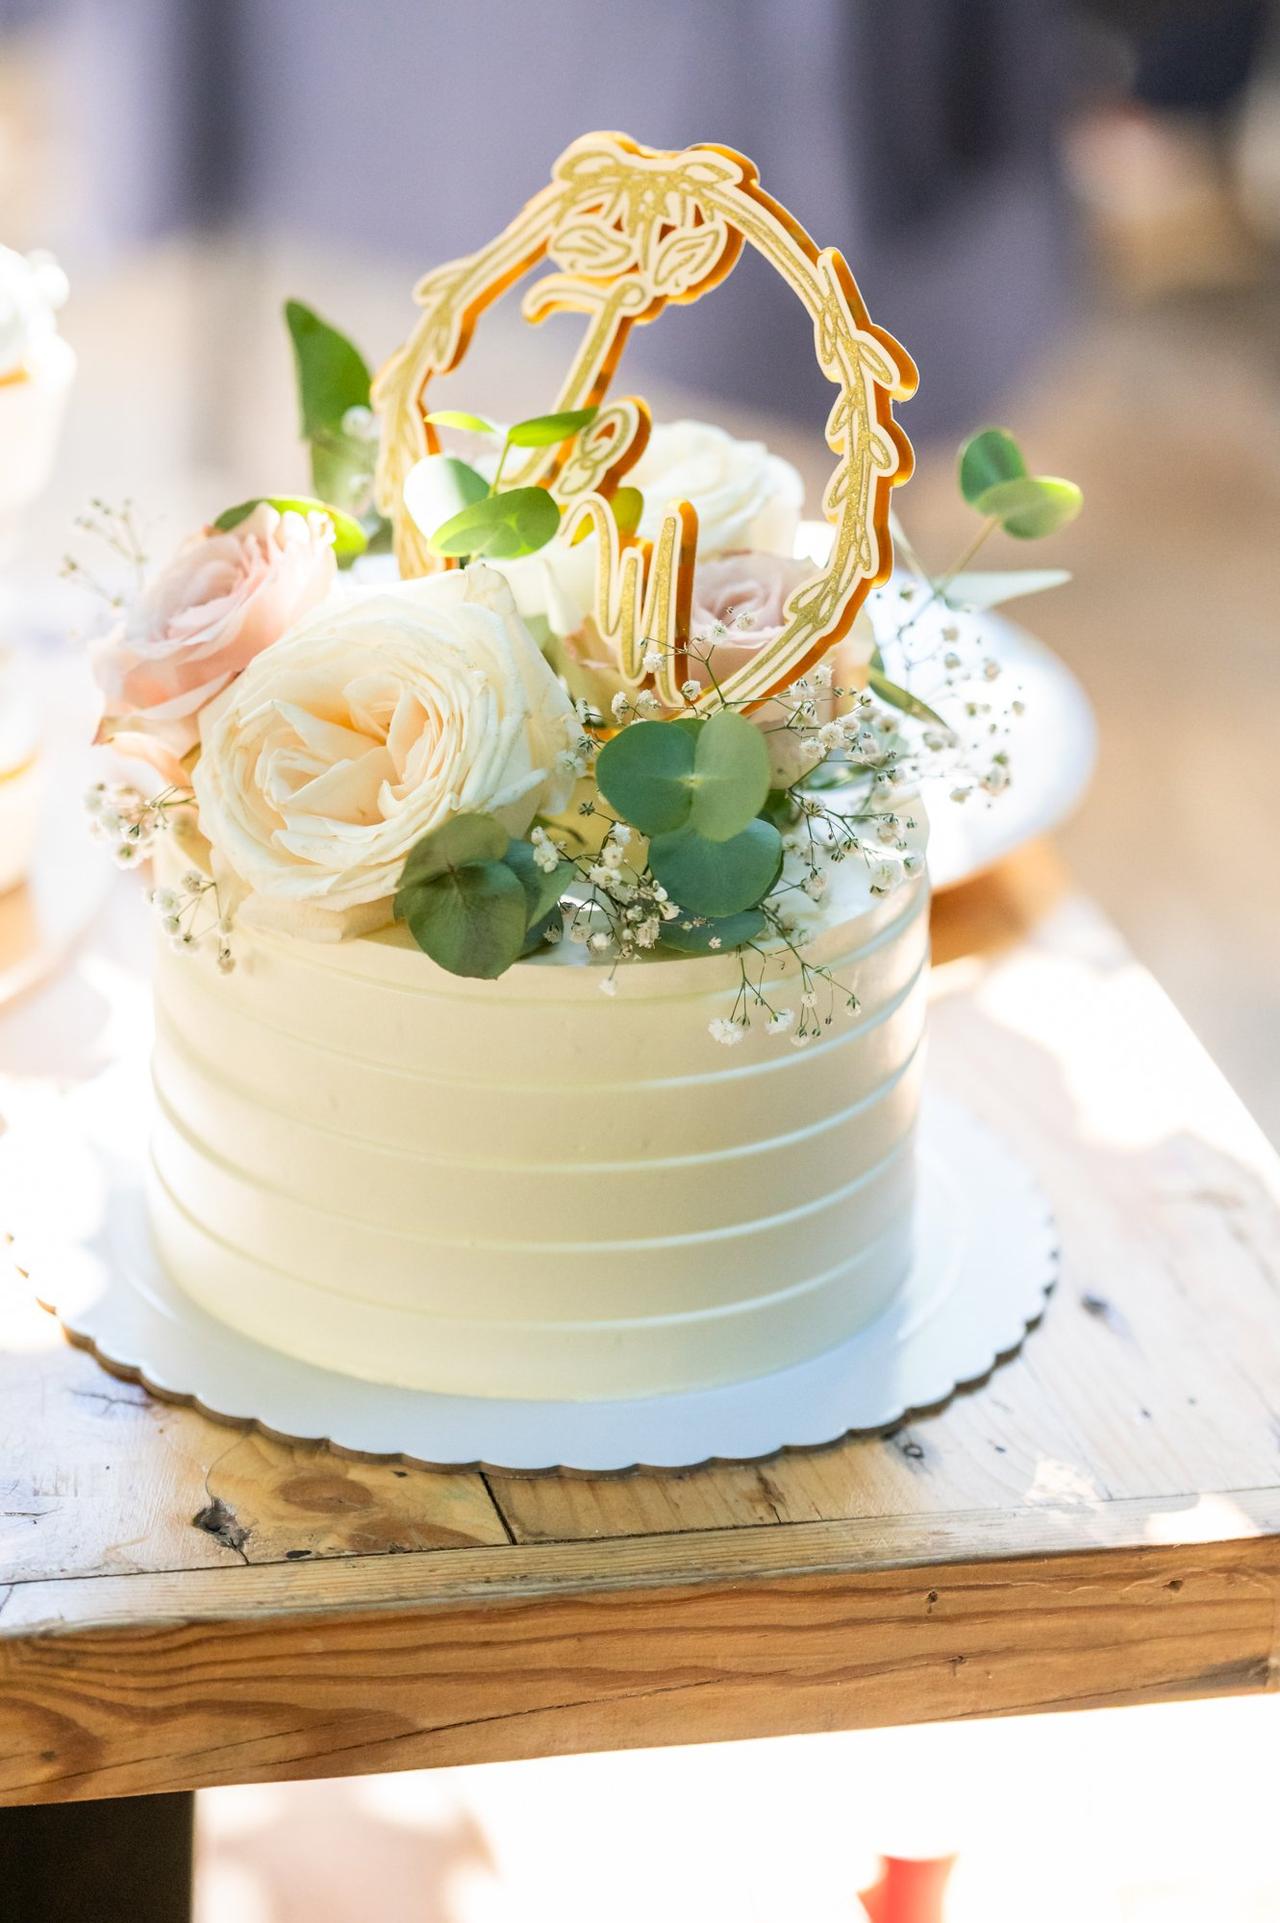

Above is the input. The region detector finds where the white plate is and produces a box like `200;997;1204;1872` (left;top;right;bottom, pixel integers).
5;1069;1057;1473
919;611;1097;891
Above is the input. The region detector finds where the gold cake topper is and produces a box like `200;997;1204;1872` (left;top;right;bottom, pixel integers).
374;131;917;713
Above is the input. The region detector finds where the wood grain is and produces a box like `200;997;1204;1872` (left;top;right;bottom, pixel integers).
3;847;1280;1804
2;1533;1276;1805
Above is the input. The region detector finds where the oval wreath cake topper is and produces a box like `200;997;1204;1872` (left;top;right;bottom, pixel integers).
374;131;918;715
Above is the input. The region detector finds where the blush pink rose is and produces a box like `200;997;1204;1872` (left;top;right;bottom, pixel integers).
93;502;336;785
562;549;874;788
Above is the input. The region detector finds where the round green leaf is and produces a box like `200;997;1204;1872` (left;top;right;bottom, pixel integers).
502;836;569;926
429;486;561;559
687;708;771;842
520;904;564;957
958;428;1026;507
659;908;766;955
571;484;644;545
395;813;509;897
212;495;367;563
611;486;644;535
403;454;489;541
506;406;599;449
398;860;527;979
649;819;784;918
424;409;499;436
594;720;697;836
974;475;1083;540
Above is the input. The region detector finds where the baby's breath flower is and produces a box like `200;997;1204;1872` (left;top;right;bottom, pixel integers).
708;1017;746;1046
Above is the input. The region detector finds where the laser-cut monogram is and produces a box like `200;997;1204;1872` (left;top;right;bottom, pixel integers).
374;132;917;713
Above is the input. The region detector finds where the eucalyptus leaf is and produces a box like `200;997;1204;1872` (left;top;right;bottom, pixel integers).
520;904;563;957
974;475;1083;540
945;568;1070;609
506;406;599;448
610;486;644;536
424;409;500;436
594;720;697;836
395;813;509;898
429;486;561;559
686;708;771;842
868;667;951;732
398;861;527;979
570;484;644;545
958;427;1026;506
649;819;783;918
595;711;768;843
212;495;367;563
402;454;490;541
502;837;570;927
284;300;372;440
659;908;766;955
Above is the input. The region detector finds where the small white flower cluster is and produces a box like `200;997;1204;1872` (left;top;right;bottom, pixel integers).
561;817;682;982
146;870;234;973
555;711;596;784
707;943;860;1051
529;825;562;876
83;781;176;867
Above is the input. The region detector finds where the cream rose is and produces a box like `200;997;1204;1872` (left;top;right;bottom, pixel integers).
193;565;584;939
629;420;804;555
93;503;336;787
407;419;805;643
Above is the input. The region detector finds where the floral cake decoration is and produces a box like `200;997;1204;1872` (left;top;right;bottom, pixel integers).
77;134;1080;1044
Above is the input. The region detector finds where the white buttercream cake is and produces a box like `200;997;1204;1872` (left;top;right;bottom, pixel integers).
148;821;928;1401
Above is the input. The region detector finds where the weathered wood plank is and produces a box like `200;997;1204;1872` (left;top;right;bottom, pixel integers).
2;1533;1276;1806
0;1289;509;1582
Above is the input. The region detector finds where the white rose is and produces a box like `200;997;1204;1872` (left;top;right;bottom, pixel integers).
405;419;804;642
628;420;803;556
193;565;584;940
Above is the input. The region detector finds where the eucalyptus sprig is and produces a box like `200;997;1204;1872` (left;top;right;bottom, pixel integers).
412;404;599;562
896;427;1081;639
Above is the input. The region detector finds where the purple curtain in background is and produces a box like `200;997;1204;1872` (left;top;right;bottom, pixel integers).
46;0;1074;436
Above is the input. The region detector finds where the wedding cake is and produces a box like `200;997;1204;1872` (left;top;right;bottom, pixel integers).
81;135;1073;1406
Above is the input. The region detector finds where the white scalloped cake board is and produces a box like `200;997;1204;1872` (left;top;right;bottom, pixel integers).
4;1063;1057;1472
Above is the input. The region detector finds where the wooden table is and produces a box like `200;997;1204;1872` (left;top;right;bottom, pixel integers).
3;848;1279;1912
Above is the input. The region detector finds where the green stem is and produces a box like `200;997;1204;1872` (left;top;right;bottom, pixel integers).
898;516;998;637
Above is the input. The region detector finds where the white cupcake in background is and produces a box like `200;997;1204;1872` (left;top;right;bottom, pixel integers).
0;245;71;891
0;648;42;895
0;244;74;524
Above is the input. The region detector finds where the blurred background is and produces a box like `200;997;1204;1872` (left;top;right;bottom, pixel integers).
2;1;1279;1916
